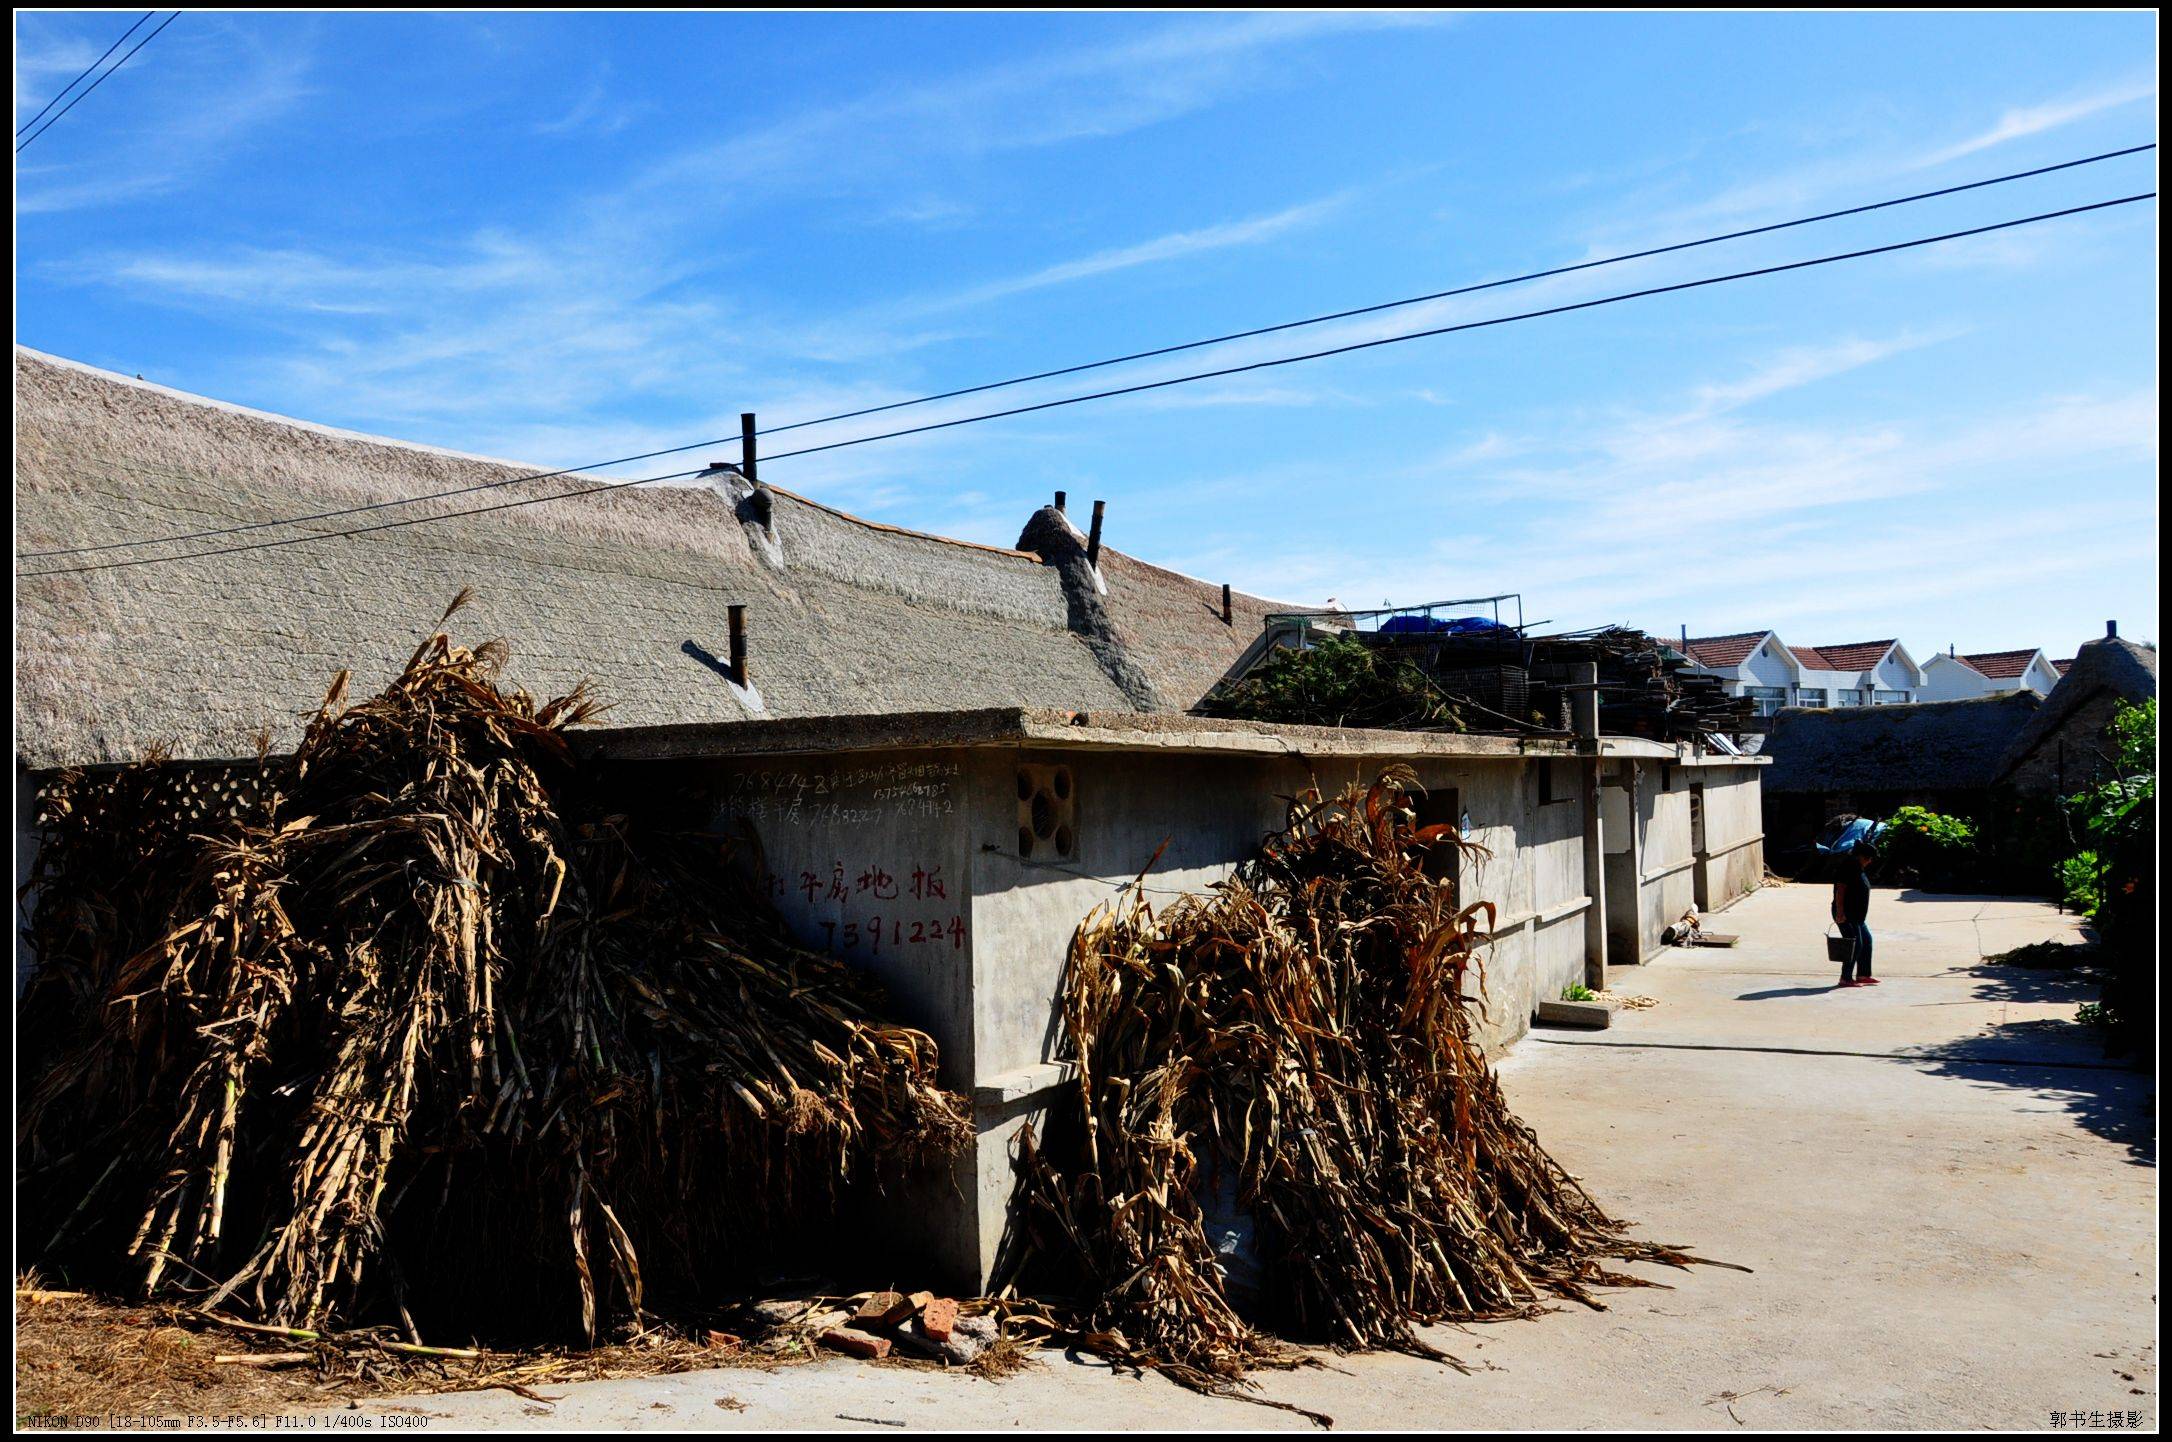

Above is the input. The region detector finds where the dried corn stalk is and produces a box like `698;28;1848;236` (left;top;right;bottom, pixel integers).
18;600;968;1341
1004;767;1727;1401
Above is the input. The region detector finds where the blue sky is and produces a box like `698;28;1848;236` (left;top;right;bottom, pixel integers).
13;11;2159;658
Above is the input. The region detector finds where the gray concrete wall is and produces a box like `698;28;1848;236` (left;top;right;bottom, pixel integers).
1600;763;1641;962
1607;758;1767;961
700;748;982;1089
1637;761;1699;959
1691;763;1767;913
685;742;1607;1289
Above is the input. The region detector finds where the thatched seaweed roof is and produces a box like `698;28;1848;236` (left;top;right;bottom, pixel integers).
14;348;1286;770
1761;692;2042;795
1996;633;2158;781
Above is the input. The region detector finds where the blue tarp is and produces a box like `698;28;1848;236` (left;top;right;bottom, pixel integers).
1377;614;1513;636
1816;816;1887;856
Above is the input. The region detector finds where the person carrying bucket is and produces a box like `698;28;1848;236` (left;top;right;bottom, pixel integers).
1832;841;1880;987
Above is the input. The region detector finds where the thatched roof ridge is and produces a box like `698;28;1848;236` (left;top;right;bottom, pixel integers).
14;348;1283;769
1761;692;2042;795
1996;634;2158;781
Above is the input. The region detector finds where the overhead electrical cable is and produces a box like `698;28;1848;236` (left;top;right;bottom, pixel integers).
15;11;178;154
19;142;2155;561
14;11;152;138
18;189;2154;580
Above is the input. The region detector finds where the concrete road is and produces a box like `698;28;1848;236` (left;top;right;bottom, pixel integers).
347;885;2156;1430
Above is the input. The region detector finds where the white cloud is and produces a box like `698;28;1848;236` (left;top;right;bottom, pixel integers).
1578;75;2157;260
892;194;1351;317
15;15;313;215
1192;335;2157;642
1916;78;2157;169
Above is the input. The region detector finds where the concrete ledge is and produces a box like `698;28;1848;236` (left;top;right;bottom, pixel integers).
1535;894;1594;926
1535;997;1615;1029
973;1060;1075;1109
573;707;1699;764
1640;855;1697;884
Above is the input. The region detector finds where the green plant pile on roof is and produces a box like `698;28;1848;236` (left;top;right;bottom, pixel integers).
1201;634;1466;731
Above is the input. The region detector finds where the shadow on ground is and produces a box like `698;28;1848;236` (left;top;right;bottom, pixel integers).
1886;889;2064;907
1903;958;2153;1166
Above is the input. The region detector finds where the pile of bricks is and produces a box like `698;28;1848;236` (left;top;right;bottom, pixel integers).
764;1290;997;1366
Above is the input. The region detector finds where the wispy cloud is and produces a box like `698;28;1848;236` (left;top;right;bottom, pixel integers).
1581;75;2157;258
534;70;641;136
1916;76;2157;169
1190;337;2156;640
15;14;314;215
892;194;1350;316
624;12;1453;213
42;11;1447;518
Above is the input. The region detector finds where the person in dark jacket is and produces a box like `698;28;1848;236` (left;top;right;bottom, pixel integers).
1832;843;1879;986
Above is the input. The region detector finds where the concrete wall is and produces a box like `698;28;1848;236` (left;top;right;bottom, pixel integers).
1605;757;1767;962
1690;763;1767;913
671;742;1610;1289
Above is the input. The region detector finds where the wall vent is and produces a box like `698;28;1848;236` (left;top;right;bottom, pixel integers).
1016;763;1076;860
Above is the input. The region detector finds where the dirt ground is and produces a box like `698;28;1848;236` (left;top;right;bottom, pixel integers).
17;884;2156;1430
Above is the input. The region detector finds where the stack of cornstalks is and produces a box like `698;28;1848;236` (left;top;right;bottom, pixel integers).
17;597;970;1346
1000;768;1729;1413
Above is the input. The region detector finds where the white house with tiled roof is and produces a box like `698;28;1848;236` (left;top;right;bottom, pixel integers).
1787;640;1923;708
1918;646;2063;702
1678;631;1922;718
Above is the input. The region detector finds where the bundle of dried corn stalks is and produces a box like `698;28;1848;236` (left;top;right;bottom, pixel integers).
1002;767;1730;1405
18;599;968;1343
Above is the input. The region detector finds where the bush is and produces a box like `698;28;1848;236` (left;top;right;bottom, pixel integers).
2062;700;2156;1059
2057;850;2104;915
1879;805;1982;890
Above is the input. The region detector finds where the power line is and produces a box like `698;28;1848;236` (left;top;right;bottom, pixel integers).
18;190;2153;581
20;142;2155;561
14;11;152;138
16;10;178;154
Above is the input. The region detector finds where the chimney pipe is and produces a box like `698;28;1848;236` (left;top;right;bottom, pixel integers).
1221;583;1233;625
1053;490;1066;512
2107;620;2118;638
728;605;749;685
1085;500;1105;569
740;413;758;483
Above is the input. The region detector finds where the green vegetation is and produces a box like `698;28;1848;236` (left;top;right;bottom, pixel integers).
1873;701;2153;1059
2056;850;2103;914
1880;805;1980;890
1560;982;1597;1002
2058;700;2155;1057
2056;699;2155;922
1203;634;1464;731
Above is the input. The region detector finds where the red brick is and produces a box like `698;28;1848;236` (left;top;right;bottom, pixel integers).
853;1290;914;1328
820;1328;892;1360
916;1298;960;1342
